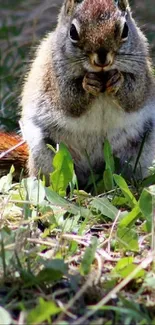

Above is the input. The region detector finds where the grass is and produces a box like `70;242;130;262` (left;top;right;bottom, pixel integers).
0;143;155;324
1;1;155;324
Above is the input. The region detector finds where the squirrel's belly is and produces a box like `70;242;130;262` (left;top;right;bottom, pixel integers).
57;95;124;172
59;94;120;136
57;94;155;173
58;93;147;141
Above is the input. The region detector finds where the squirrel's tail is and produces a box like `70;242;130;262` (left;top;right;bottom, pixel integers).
0;132;28;179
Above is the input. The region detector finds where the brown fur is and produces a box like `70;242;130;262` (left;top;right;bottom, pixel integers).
0;132;28;179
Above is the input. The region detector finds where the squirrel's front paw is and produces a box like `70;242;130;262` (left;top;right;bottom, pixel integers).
106;70;124;95
82;73;103;96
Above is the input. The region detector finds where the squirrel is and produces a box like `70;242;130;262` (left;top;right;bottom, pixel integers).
1;0;155;187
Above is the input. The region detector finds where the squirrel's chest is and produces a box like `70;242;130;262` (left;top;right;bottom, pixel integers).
63;94;123;137
59;93;146;156
58;94;128;161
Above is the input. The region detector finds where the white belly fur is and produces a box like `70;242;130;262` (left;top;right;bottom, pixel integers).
58;93;153;150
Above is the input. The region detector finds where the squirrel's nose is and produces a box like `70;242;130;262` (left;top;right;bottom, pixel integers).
89;49;113;71
96;48;108;66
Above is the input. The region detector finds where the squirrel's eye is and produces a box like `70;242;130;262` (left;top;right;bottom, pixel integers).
121;22;129;40
70;24;80;42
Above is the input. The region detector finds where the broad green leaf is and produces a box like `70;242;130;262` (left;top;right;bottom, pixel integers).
95;179;105;194
90;197;119;220
22;178;45;204
37;259;68;283
69;241;78;255
103;139;115;172
103;140;114;190
80;236;98;275
141;173;155;187
117;227;139;251
27;298;60;324
9;190;24;202
139;188;153;218
114;256;134;268
45;188;91;218
139;187;153;231
0;165;14;193
116;264;144;279
41;259;68;274
113;174;137;208
119;205;141;228
112;257;145;279
112;196;128;206
1;202;23;219
143;272;155;289
60;214;81;232
19;269;40;287
73;189;90;198
0;307;12;325
103;168;114;191
50;143;74;196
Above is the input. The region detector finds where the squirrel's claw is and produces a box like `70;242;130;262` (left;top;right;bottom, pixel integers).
82;72;103;96
106;70;124;95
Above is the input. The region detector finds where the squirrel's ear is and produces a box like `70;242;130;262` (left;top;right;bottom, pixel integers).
64;0;75;15
64;0;83;15
117;0;129;11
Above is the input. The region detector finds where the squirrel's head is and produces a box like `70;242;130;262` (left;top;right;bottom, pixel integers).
58;0;134;73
